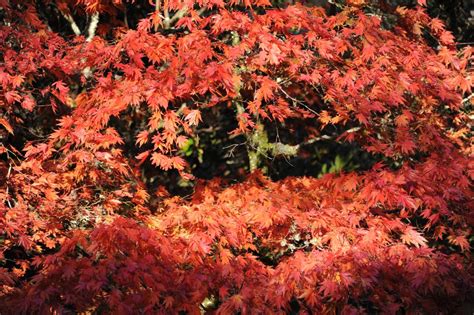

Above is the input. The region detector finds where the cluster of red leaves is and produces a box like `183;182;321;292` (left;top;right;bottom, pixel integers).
0;0;473;313
2;163;472;313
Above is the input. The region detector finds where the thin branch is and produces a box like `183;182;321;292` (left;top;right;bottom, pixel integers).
278;86;319;116
5;160;13;208
164;6;207;29
6;163;11;178
166;7;188;28
124;4;129;29
462;93;473;104
83;12;100;78
223;142;246;158
86;12;100;42
60;11;81;36
154;0;161;32
163;0;170;29
456;42;474;46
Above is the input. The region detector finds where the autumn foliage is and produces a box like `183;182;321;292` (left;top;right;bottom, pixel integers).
0;0;473;313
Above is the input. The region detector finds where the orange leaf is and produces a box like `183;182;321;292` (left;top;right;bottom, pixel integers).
0;118;13;134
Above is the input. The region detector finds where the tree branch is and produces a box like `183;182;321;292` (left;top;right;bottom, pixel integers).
86;12;99;42
462;93;473;104
82;13;100;78
60;11;81;36
154;0;161;32
164;7;206;29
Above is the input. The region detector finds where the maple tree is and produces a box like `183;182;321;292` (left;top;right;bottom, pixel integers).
0;0;473;313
